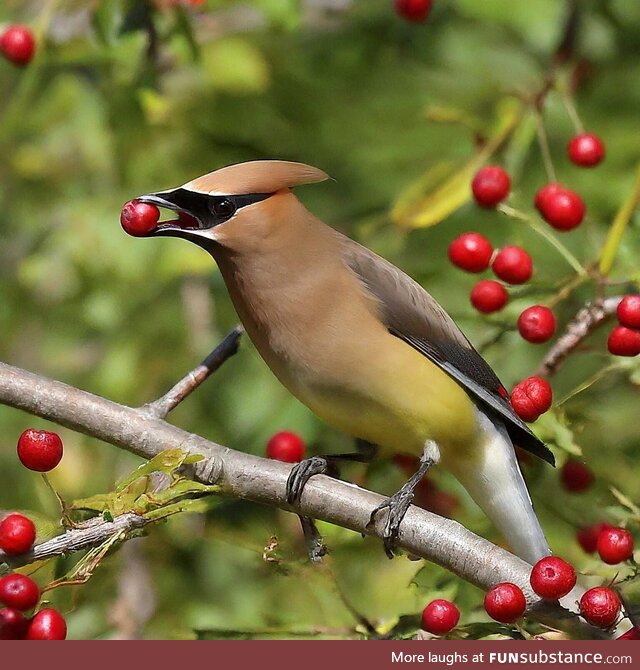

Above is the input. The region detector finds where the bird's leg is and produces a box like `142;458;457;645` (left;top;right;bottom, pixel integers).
286;439;377;505
366;440;440;559
298;516;328;562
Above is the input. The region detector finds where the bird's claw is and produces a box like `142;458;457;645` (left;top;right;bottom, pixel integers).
286;456;329;505
366;489;415;559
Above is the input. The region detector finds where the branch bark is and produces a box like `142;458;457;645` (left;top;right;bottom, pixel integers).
143;325;243;419
0;360;611;638
0;513;149;568
536;296;621;377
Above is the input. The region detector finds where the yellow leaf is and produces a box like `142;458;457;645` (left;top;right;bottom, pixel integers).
392;98;524;229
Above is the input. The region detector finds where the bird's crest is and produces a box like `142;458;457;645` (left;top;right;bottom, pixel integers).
183;160;329;196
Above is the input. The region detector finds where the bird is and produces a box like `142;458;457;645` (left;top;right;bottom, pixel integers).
134;159;554;564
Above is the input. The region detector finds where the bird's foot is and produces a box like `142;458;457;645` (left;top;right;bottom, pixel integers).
366;442;438;559
366;487;416;559
286;456;331;505
299;515;328;562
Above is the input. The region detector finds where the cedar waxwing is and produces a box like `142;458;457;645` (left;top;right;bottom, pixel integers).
136;160;554;564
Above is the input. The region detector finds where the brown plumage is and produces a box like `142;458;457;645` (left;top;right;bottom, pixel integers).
184;160;329;196
136;160;554;563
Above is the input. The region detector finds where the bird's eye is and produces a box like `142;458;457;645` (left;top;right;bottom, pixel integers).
210;198;236;221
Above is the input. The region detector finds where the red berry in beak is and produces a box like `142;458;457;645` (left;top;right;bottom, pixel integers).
120;200;161;237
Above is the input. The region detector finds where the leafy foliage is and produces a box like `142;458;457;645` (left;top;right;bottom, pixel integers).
1;0;639;640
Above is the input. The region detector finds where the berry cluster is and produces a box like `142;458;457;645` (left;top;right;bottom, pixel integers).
0;429;67;639
451;170;558;348
0;571;67;640
419;521;633;633
0;574;66;640
608;295;640;357
0;25;36;66
559;460;636;562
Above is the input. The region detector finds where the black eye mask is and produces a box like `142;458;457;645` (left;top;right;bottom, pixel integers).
154;188;274;228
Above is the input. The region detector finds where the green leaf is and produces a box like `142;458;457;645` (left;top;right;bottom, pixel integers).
610;487;640;519
599;163;640;276
534;412;581;457
116;449;203;491
391;98;523;228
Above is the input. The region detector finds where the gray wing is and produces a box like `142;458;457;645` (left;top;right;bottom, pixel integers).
340;236;554;466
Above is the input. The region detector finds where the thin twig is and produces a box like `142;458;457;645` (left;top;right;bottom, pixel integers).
535;110;558;183
0;513;150;570
535;296;621;377
0;360;613;638
143;326;243;419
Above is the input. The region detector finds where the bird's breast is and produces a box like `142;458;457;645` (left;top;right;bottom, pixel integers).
216;252;479;457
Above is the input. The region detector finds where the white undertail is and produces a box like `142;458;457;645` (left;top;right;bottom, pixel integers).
451;411;551;565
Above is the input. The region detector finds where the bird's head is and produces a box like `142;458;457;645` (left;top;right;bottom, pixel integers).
133;160;329;252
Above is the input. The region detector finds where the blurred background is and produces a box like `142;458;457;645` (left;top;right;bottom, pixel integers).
1;0;639;639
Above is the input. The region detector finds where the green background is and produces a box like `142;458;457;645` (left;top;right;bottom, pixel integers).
1;0;639;639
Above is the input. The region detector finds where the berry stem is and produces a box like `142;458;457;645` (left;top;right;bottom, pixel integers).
40;473;75;529
535;111;558;183
535;296;622;378
498;204;587;276
599;163;640;277
559;90;585;134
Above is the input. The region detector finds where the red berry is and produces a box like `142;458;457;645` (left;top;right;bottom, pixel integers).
484;582;526;623
517;306;556;343
470;280;508;313
510;377;552;422
608;326;640;357
568;133;605;168
448;233;493;273
538;188;585;231
617;626;640;640
120;200;160;237
0;574;40;611
534;182;563;212
560;459;594;493
421;599;460;635
491;246;533;285
579;587;621;628
0;514;36;556
471;166;511;208
597;527;634;565
0;607;29;640
577;523;611;554
0;25;36;66
25;608;67;640
617;295;640;329
266;431;305;463
530;556;577;599
17;428;63;472
394;0;434;23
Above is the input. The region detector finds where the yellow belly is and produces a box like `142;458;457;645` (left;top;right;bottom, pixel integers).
281;331;479;461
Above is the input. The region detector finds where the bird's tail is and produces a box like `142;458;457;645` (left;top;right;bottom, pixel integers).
451;411;551;565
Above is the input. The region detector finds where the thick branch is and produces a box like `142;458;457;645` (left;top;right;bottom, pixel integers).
143;325;243;419
0;361;609;638
536;296;621;377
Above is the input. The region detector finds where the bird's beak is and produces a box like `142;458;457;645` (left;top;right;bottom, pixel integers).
136;190;207;240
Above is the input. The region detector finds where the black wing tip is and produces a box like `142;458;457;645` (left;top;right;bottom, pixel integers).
515;431;556;467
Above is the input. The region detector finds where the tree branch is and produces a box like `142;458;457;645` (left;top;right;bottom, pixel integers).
0;513;149;569
0;360;611;638
143;325;243;419
536;296;621;377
